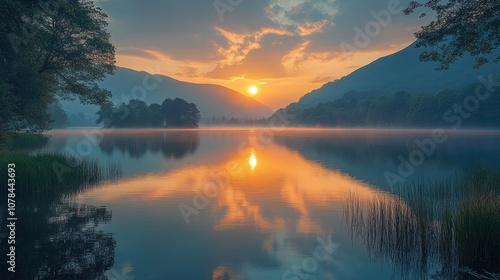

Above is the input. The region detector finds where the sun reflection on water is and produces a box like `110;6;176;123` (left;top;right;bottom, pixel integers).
249;150;257;171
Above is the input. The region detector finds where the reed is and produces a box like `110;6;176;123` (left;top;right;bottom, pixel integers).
0;151;121;197
344;169;500;279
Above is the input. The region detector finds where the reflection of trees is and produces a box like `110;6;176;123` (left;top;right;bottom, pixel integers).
1;202;115;280
343;170;500;279
275;131;500;169
0;158;117;279
98;131;199;159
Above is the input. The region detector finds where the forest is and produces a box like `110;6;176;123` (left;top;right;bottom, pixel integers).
292;81;500;128
96;97;201;128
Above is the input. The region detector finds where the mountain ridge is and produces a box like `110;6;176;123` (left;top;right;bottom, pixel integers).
285;42;500;112
61;67;273;126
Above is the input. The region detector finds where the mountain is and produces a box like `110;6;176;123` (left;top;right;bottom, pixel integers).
61;67;272;126
286;42;500;112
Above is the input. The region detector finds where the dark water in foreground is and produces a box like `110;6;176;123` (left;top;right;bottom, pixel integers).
5;129;500;279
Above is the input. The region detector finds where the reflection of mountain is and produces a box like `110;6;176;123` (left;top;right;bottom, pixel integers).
274;130;500;190
98;130;199;160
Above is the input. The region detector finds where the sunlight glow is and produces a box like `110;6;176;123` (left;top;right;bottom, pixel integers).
249;150;257;171
249;85;258;95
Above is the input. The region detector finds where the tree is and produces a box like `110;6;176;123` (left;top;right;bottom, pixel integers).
161;98;201;128
96;101;115;128
149;103;162;126
47;99;68;128
0;0;115;136
404;0;500;69
96;97;201;128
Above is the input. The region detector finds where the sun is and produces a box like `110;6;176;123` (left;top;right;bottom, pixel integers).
248;85;258;95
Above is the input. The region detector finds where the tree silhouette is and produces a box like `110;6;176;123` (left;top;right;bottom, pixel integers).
97;97;201;128
404;0;500;69
0;0;115;137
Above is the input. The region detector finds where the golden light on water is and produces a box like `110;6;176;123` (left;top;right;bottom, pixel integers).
249;150;257;171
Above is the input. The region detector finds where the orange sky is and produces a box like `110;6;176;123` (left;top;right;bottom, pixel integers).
98;0;429;109
116;42;412;110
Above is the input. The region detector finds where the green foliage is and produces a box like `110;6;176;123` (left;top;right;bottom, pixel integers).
47;99;68;128
0;0;115;134
161;98;201;128
96;97;201;128
404;0;500;69
294;81;500;128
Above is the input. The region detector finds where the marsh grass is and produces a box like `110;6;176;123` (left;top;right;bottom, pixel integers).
0;151;121;199
344;169;500;279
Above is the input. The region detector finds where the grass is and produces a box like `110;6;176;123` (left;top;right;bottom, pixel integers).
343;169;500;279
0;151;121;197
0;134;121;200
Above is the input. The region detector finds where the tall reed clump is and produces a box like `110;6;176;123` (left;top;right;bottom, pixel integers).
343;169;500;279
0;151;121;197
0;133;121;196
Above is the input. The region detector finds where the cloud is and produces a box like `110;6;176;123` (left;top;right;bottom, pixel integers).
98;0;430;80
206;33;303;79
212;26;294;67
116;47;162;60
310;76;335;84
265;0;339;27
174;66;201;78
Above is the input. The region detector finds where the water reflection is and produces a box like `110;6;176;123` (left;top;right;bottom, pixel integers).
98;130;199;160
249;150;257;171
0;201;115;280
274;129;500;190
76;138;385;279
344;170;500;280
35;129;500;280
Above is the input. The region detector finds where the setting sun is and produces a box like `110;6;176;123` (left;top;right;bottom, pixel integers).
248;85;258;95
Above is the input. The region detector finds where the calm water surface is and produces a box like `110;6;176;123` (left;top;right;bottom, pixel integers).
34;129;500;279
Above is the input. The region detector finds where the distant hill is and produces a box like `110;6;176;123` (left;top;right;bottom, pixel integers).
285;42;500;112
61;67;272;126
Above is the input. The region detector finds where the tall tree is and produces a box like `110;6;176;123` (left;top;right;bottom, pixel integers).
47;99;68;128
161;98;201;128
0;0;115;136
404;0;500;69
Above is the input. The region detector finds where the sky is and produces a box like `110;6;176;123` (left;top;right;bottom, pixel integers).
97;0;430;109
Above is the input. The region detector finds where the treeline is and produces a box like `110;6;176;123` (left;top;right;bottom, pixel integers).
293;82;500;128
203;116;269;126
96;97;200;128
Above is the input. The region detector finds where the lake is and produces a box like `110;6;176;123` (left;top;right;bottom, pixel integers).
12;129;500;279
